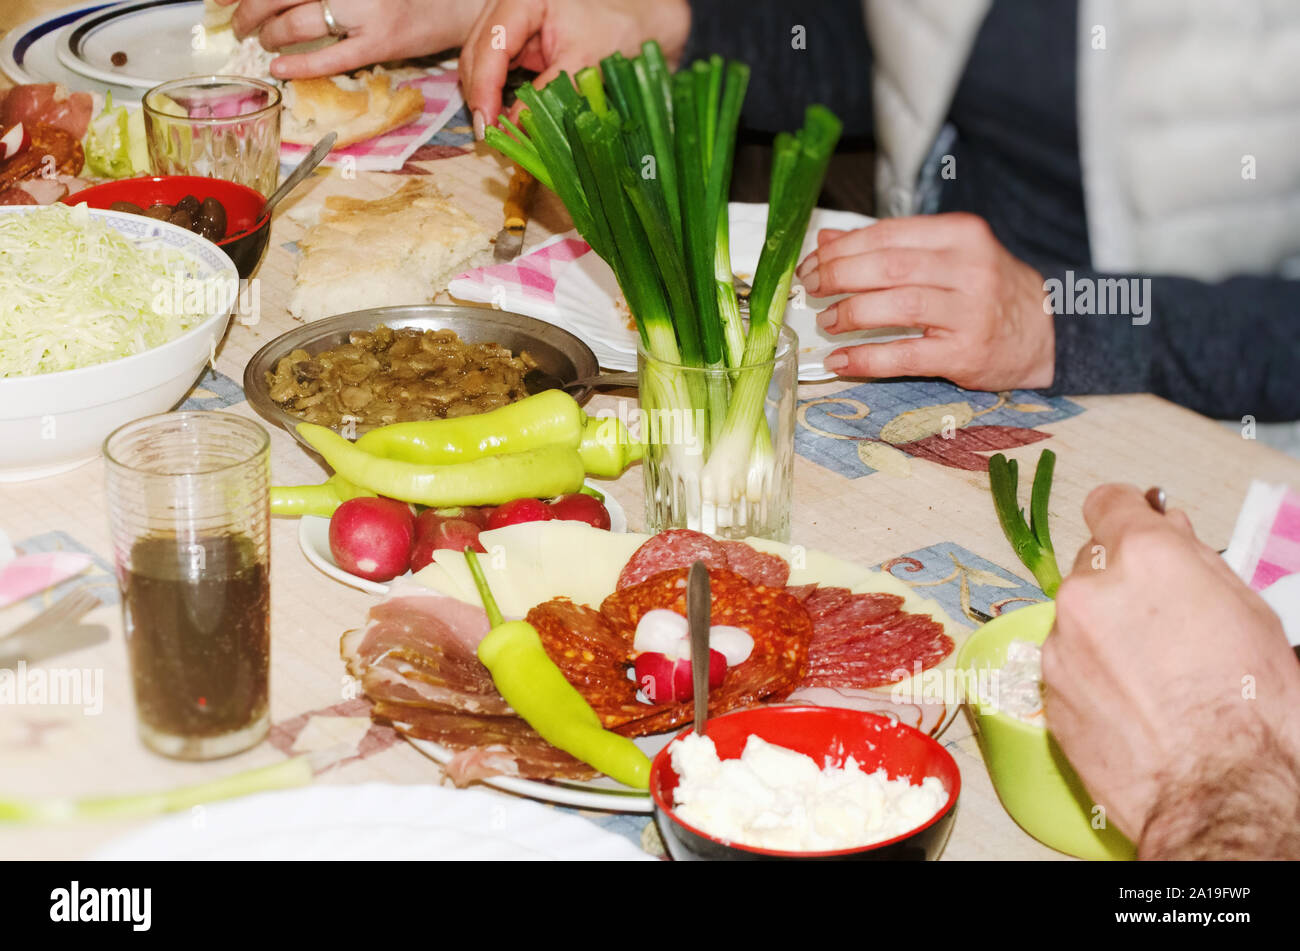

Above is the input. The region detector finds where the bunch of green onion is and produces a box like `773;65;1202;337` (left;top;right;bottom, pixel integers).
486;42;841;530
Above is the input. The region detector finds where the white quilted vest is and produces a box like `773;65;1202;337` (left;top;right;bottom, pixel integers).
866;0;1300;281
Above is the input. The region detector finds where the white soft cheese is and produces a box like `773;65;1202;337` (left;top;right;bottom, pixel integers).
996;639;1045;726
670;734;948;852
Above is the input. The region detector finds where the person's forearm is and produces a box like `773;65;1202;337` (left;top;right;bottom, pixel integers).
681;0;872;137
1140;733;1300;860
1041;267;1300;421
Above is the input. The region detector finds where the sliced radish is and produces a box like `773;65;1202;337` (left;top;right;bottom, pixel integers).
0;123;30;161
633;609;689;657
634;649;726;703
707;625;755;666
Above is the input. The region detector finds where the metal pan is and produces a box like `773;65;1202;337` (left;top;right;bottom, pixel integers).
243;304;600;450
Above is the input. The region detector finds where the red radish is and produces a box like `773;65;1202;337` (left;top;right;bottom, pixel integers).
329;497;416;582
434;505;494;529
486;497;555;530
634;649;726;703
410;514;486;571
431;518;484;554
547;493;611;530
409;510;446;573
0;123;29;161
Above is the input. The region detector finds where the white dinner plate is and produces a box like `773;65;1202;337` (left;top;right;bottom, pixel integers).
511;205;920;381
55;0;236;90
298;483;629;595
92;783;653;859
0;1;137;102
404;734;670;814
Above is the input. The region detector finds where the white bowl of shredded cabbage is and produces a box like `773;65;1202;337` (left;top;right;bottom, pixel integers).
0;204;237;481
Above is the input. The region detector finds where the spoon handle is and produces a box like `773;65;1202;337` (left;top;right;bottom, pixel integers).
262;132;337;216
687;560;712;738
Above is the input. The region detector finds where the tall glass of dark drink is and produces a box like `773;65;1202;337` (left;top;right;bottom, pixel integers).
104;411;271;760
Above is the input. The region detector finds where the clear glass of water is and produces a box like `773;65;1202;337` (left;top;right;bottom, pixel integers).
143;76;282;196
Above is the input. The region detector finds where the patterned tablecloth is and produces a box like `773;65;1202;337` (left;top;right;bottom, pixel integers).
4;8;1300;860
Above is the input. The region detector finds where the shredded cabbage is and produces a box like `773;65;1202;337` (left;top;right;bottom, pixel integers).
0;204;207;378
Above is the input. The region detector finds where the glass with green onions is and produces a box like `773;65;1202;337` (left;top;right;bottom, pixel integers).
485;42;840;540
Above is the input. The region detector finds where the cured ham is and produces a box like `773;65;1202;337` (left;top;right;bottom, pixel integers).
372;703;598;784
0;84;93;140
340;587;508;716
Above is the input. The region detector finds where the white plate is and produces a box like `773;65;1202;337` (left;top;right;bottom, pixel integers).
92;783;653;859
0;1;138;102
55;0;234;90
298;483;629;595
405;735;669;814
531;204;919;381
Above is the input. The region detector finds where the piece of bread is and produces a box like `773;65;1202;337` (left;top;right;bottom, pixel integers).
281;68;424;148
289;179;494;322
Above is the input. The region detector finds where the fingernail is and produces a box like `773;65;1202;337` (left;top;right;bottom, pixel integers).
816;304;837;330
824;352;848;373
473;110;486;141
796;252;817;279
802;269;820;295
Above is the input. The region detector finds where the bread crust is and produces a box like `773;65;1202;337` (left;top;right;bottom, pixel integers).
282;69;425;148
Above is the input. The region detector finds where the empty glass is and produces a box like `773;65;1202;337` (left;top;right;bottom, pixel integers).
143;76;281;196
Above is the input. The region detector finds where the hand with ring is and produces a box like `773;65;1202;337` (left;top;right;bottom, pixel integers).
212;0;486;79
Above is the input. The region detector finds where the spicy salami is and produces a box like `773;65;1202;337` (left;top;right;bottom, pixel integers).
600;567;812;736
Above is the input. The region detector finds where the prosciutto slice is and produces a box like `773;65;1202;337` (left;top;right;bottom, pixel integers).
371;702;598;785
0;84;93;139
340;587;508;716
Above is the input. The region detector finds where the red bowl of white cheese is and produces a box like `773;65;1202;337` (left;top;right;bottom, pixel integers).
650;705;960;861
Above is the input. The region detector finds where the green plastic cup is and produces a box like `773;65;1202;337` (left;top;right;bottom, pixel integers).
956;602;1135;860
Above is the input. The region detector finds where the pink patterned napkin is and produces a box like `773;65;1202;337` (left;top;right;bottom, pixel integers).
0;531;93;610
279;69;464;173
448;233;592;314
1224;483;1300;590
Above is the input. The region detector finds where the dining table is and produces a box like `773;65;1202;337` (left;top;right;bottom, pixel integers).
4;0;1300;862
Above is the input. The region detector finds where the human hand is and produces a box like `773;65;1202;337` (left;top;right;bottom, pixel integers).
795;213;1055;390
216;0;483;79
1043;484;1300;857
459;0;691;139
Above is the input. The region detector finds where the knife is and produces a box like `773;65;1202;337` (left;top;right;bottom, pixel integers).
494;165;535;262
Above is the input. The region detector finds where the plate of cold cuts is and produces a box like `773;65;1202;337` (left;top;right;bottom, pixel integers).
341;521;970;813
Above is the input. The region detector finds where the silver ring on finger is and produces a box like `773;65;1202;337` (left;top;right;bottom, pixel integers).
319;0;348;38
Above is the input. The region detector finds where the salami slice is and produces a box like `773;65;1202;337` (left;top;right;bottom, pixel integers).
802;595;953;689
803;586;854;619
718;541;790;587
785;583;819;602
616;529;729;589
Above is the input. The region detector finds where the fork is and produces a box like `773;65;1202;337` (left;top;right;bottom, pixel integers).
0;587;102;640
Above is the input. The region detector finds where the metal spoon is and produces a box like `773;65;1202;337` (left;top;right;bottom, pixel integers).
228;132;336;238
523;368;639;395
687;560;712;738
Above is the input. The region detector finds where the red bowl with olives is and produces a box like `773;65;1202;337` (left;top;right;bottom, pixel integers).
64;175;271;279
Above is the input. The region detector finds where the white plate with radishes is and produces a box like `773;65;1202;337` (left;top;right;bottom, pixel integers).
298;482;628;595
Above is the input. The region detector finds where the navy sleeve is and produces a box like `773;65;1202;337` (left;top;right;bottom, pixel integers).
1043;267;1300;422
682;0;873;138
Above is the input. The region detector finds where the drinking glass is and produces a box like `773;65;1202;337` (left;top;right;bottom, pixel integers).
104;411;271;760
639;325;798;541
143;76;281;196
